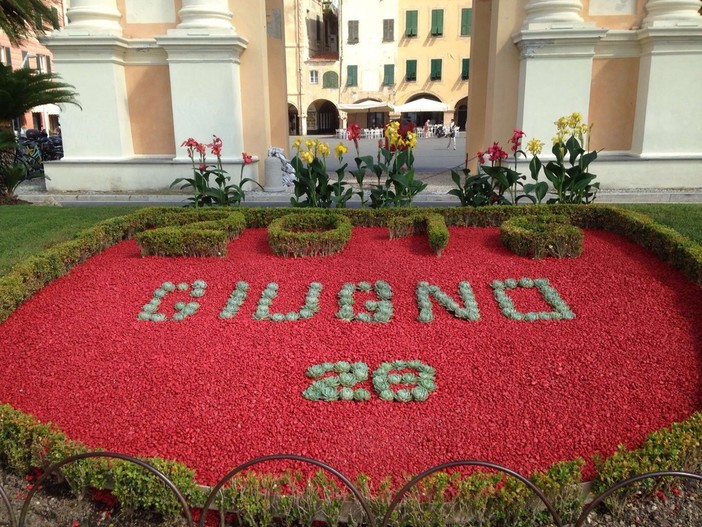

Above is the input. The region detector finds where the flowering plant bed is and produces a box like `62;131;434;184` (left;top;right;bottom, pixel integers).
0;206;701;497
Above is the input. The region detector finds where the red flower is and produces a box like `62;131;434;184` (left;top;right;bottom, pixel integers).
487;141;508;163
346;123;361;141
242;152;253;164
477;151;485;165
509;129;526;152
209;135;223;158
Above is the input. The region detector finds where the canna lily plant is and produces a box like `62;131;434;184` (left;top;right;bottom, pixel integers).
171;135;261;207
349;120;426;208
289;138;353;208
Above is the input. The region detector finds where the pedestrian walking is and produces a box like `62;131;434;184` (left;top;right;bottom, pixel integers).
446;119;457;150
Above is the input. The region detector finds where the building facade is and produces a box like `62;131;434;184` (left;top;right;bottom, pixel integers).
285;0;473;135
41;0;288;192
468;0;702;188
38;0;701;191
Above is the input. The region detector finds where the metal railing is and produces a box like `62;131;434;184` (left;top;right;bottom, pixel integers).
0;451;699;527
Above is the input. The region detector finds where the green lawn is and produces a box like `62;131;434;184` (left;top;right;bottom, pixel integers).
0;204;701;277
0;205;143;276
616;204;702;245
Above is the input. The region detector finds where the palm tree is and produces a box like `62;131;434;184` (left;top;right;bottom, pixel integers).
0;65;79;198
0;0;59;46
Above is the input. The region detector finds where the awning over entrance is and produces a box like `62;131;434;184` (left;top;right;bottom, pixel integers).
393;98;450;113
32;104;61;115
338;100;395;113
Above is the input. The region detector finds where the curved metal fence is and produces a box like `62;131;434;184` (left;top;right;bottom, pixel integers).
0;451;699;526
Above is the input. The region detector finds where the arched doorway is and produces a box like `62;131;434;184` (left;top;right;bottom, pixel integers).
306;99;339;135
288;104;299;135
455;97;468;132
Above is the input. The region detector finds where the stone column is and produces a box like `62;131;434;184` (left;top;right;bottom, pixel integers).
177;0;235;31
523;0;584;29
632;0;702;156
643;0;702;27
42;0;133;162
64;0;122;35
156;1;248;161
513;0;606;144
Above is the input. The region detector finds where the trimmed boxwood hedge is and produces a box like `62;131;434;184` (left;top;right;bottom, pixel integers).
500;213;584;259
388;213;449;256
0;204;701;520
136;212;246;257
268;212;352;257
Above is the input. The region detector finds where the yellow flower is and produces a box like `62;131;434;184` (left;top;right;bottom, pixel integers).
300;150;314;164
568;112;584;130
527;138;545;156
335;142;348;159
406;132;417;149
305;139;318;151
292;137;302;150
317;142;330;157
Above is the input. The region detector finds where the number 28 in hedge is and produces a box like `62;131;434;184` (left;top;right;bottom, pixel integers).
303;360;436;402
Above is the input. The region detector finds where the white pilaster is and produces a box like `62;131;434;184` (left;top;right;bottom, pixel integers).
514;0;606;145
64;0;123;35
632;24;702;156
643;0;702;27
42;0;133;161
523;0;585;29
157;7;248;161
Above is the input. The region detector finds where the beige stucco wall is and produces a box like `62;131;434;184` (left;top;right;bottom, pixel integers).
116;0;181;38
125;65;176;155
589;57;640;152
581;0;647;29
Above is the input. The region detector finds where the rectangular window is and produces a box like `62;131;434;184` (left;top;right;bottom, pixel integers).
0;47;11;68
21;51;30;69
348;20;359;44
461;58;470;80
310;70;318;84
405;10;418;37
383;64;395;86
316;15;321;42
383;19;394;42
430;59;442;80
347;65;357;87
405;59;417;82
431;9;444;36
460;8;473;36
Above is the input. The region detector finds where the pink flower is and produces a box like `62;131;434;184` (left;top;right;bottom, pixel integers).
346;123;361;141
242;152;253;164
477;151;485;165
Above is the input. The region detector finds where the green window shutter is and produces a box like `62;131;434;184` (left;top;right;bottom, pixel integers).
406;59;417;81
405;10;418;37
383;19;394;42
348;20;359;43
323;71;338;88
347;65;357;87
431;10;443;36
461;58;470;80
383;64;394;85
430;59;442;80
461;8;472;36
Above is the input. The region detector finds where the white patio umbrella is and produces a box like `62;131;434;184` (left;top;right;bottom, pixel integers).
338;100;396;113
393;98;450;113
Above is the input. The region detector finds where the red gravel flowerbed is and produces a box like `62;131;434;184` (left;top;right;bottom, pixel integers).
0;227;700;486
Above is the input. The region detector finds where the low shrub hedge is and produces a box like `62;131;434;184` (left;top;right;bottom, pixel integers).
388;213;449;256
500;214;584;259
0;204;701;522
268;212;352;257
136;212;246;257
